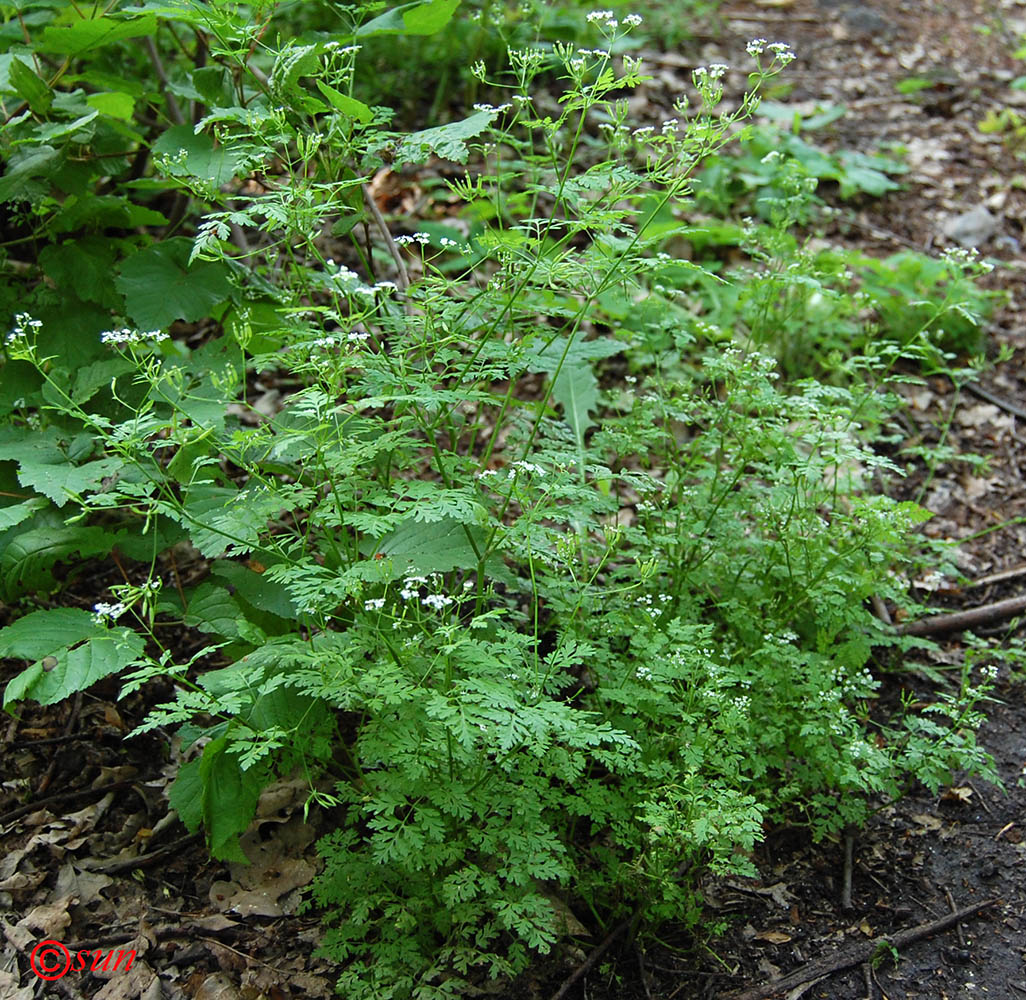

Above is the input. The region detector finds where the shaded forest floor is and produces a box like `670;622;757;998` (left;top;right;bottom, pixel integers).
4;1;1026;999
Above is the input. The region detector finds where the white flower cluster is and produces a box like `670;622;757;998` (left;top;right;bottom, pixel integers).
511;460;545;476
394;232;431;247
586;9;641;28
364;597;385;611
93;601;128;623
940;246;994;274
635;592;672;618
472;102;513;114
6;313;42;345
746;38;796;65
323;42;361;55
100;328;169;346
396;574;456;612
578;48;610;58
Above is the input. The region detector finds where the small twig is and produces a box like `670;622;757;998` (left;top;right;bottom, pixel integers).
870;963;889;1000
943;889;966;948
725;898;999;1000
143;37;186;126
861;962;873;1000
36;692;82;796
0;780;136;828
968;562;1026;590
963;380;1026;422
550;917;632;1000
870;594;892;625
84;832;201;874
895;594;1026;636
636;942;654;1000
842;828;855;911
362;187;410;293
966;781;994;817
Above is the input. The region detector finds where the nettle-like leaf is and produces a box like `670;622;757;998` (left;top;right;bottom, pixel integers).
1;608;147;708
1;514;121;600
525;335;623;461
170;736;266;862
116;238;233;330
397;110;496;165
152;124;251;187
358;0;461;38
36;13;159;56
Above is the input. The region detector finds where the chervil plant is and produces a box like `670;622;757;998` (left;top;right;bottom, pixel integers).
0;4;1000;998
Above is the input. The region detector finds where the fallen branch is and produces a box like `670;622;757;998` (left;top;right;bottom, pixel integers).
550;917;632;1000
724;897;999;1000
895;594;1026;636
964;380;1026;422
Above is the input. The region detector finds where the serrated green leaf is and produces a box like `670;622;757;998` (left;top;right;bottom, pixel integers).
377;516;484;574
358;0;460;37
37;14;159;56
3;628;147;707
315;81;373;123
17;454;122;507
0;497;48;531
86;90;135;121
0;607;97;660
183;582;244;638
1;519;119;599
9;58;52;114
397;110;495;165
210;560;298;620
116;238;233;330
198;736;265;860
151;124;247;186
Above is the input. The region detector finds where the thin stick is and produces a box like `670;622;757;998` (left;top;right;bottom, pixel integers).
550;917;632;1000
967;562;1026;590
841;829;855;910
726;898;999;1000
964;380;1026;421
943;889;965;948
895;594;1026;636
363;187;410;292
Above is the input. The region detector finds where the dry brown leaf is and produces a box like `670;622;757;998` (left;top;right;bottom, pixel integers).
754;929;792;944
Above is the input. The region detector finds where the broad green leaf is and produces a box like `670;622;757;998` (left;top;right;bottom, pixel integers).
404;0;461;34
3;629;147;707
0;144;60;204
39;236;121;308
116;238;233;330
397;110;495;165
1;520;119;599
17;455;122;507
167;757;204;830
0;607;97;660
152;124;248;186
198;736;265;861
9;58;52;114
0;497;48;531
358;0;460;37
377;516;485;574
183;582;244;638
315;81;373;123
211;560;298;620
37;14;159;56
86;91;135;121
33;110;99;144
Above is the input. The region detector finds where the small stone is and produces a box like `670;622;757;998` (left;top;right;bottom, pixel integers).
942;206;999;248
